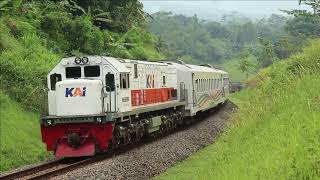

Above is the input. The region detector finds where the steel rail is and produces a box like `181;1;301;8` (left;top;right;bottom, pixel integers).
27;158;94;180
0;157;96;180
0;159;63;180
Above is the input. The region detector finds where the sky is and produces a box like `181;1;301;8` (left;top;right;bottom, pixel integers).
142;1;310;20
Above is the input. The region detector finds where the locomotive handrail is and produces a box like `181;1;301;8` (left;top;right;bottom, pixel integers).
41;88;49;117
101;85;115;113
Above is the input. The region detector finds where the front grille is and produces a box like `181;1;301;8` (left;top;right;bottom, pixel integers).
41;115;107;125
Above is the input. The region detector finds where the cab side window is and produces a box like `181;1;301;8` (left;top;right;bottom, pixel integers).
105;73;115;91
50;73;62;90
120;73;130;89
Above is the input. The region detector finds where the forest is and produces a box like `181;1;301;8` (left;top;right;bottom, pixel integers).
1;0;319;111
146;7;319;79
0;0;319;172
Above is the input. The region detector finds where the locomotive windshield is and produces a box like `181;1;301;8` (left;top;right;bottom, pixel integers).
65;66;100;78
66;67;81;78
84;66;100;77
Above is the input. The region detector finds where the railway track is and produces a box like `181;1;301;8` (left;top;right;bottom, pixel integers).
0;102;236;180
0;157;102;180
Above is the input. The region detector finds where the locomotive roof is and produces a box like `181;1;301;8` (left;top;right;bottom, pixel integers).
57;56;227;75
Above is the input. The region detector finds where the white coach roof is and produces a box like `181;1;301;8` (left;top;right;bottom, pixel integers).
186;64;228;74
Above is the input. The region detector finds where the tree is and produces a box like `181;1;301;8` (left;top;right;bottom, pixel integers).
282;0;319;17
238;50;257;79
155;35;167;53
257;38;277;68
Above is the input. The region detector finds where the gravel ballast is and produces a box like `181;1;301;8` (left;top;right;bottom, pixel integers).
55;101;236;180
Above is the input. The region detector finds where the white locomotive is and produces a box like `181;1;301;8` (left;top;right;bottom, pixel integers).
41;56;229;157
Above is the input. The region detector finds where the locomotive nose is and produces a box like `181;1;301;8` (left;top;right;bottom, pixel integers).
67;133;82;148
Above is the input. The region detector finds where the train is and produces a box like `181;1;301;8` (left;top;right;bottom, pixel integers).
40;56;230;157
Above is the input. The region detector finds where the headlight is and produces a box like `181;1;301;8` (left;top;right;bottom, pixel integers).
96;117;102;123
47;119;53;125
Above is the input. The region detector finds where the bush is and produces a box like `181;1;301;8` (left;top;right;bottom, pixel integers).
157;38;320;180
0;21;59;111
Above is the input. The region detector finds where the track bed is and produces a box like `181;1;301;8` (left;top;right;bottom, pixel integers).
0;101;235;180
57;101;236;180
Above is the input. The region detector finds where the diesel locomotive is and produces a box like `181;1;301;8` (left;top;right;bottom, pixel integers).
40;56;229;157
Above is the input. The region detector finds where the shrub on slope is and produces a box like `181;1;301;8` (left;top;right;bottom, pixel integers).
0;20;59;111
0;16;164;111
157;40;320;179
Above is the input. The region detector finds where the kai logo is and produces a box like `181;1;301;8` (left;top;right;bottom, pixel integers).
65;87;87;97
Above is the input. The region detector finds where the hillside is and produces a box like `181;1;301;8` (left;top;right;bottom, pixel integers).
0;91;51;171
156;40;320;179
1;0;319;174
0;0;163;171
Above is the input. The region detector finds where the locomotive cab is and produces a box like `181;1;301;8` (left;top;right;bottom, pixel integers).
41;56;120;157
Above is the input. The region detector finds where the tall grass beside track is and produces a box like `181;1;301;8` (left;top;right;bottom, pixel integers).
157;40;320;179
0;91;51;172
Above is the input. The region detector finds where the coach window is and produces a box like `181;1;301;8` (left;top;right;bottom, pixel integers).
205;79;207;91
127;74;130;88
84;66;100;77
202;79;204;92
206;79;208;91
50;73;62;90
105;73;115;91
213;79;215;89
66;67;81;78
211;79;214;89
134;64;138;78
212;79;214;89
120;73;130;89
163;76;166;87
215;79;218;89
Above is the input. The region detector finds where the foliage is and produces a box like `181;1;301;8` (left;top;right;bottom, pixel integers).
146;12;297;72
283;0;320;16
238;50;256;79
156;39;320;180
257;38;278;68
285;16;320;37
0;91;52;171
284;0;320;38
0;0;163;111
65;0;144;32
0;21;59;111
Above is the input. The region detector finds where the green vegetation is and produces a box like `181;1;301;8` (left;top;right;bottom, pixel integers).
0;0;164;110
1;0;319;174
146;5;319;81
0;0;163;171
222;55;257;82
156;40;320;180
0;91;51;171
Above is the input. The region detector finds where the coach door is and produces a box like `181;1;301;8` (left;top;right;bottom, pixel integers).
103;66;117;112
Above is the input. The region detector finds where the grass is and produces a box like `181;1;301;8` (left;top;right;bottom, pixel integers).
156;40;320;179
221;55;257;82
0;91;52;172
